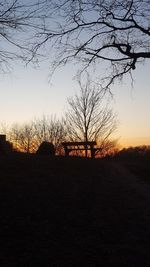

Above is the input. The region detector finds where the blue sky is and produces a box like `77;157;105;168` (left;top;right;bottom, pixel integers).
0;58;150;147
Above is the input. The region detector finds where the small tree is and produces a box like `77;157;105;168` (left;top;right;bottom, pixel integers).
65;79;117;157
9;122;36;153
33;115;66;155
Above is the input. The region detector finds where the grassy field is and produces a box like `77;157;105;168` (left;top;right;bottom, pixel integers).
0;154;150;266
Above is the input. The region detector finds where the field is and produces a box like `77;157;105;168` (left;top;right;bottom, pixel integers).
0;153;150;266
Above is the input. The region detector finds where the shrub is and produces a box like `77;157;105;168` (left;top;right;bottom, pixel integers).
36;142;55;156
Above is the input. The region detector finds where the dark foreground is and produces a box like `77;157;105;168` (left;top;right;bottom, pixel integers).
0;154;150;266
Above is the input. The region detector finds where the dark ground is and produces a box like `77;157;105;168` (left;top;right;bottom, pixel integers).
0;154;150;266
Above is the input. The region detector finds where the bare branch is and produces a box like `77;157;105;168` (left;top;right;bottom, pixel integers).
64;77;117;156
30;0;150;90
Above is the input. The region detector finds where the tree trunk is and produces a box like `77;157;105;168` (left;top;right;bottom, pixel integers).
84;131;88;158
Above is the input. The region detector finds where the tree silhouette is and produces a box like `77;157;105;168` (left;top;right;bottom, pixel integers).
0;0;47;72
9;122;36;153
65;79;117;156
7;116;66;154
32;0;150;89
1;1;149;88
33;115;66;154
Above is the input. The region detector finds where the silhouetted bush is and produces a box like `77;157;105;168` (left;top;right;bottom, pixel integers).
36;141;55;156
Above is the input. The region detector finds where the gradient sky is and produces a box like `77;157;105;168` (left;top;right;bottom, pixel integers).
0;57;150;148
0;0;149;149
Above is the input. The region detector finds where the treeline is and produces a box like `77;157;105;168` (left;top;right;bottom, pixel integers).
0;114;118;157
1;118;149;159
0;81;118;157
0;116;65;154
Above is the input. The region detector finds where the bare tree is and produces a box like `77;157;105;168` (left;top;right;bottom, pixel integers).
0;0;48;72
7;116;66;154
9;122;36;153
33;115;66;154
31;0;150;90
1;1;149;88
64;79;117;156
0;122;9;135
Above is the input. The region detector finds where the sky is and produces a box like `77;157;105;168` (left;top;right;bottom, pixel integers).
112;60;150;147
0;0;149;148
0;56;150;148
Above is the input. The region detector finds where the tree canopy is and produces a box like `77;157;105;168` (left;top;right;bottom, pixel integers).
32;0;150;89
65;79;117;156
0;0;47;72
0;1;149;89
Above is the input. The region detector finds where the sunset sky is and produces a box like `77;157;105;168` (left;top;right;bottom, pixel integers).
0;56;149;148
